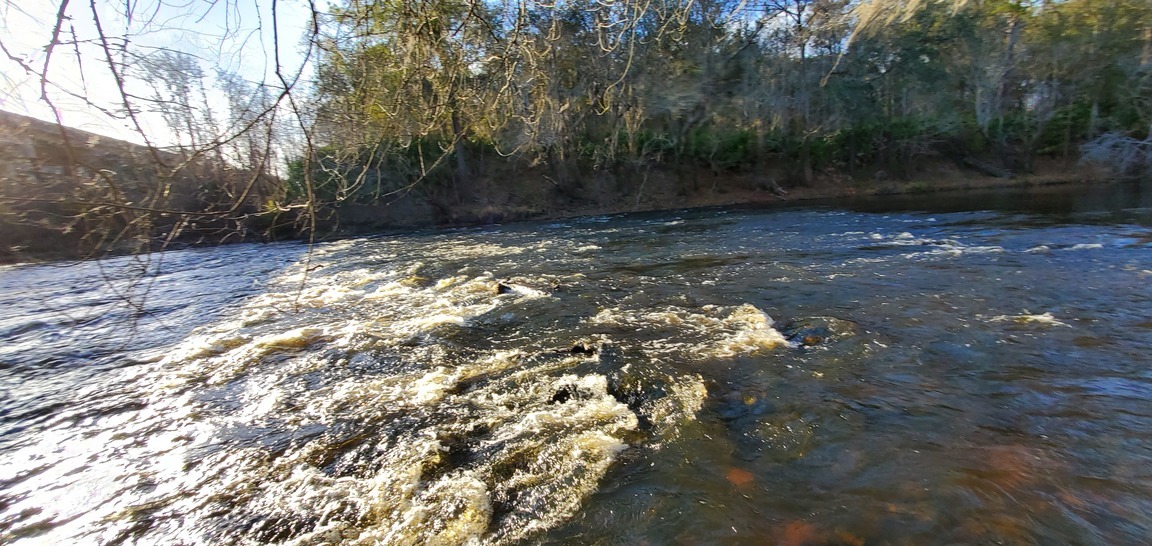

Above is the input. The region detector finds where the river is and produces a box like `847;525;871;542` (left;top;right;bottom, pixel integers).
2;183;1151;544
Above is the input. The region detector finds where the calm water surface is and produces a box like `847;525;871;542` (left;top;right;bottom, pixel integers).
2;184;1151;544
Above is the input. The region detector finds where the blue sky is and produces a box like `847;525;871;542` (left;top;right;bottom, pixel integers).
1;0;316;144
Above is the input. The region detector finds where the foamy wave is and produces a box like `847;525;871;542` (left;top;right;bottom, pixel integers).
903;244;1004;259
711;304;793;356
862;232;1005;259
104;253;711;544
135;354;642;545
641;374;708;445
426;241;527;259
989;312;1069;327
592;303;792;357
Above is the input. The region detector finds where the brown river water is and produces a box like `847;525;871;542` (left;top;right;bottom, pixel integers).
1;182;1151;545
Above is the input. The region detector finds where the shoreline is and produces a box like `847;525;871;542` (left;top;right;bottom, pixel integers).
449;160;1116;226
0;161;1127;265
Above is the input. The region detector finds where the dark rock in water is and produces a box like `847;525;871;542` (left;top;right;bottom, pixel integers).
494;279;551;297
783;322;831;346
779;316;858;347
432;423;491;473
795;330;829;347
570;341;598;356
717;389;777;421
606;371;666;410
554;337;606;359
550;378;600;404
551;387;574;404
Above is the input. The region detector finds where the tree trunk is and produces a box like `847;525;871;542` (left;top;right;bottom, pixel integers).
451;108;472;204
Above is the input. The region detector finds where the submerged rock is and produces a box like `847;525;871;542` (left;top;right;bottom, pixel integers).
493;279;550;297
718;390;777;421
779;316;858;347
725;467;755;487
569;340;598;356
547;374;619;405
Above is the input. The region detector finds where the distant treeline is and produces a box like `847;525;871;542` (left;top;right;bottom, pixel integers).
291;0;1150;226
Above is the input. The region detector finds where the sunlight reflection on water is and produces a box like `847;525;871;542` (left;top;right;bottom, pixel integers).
1;189;1151;544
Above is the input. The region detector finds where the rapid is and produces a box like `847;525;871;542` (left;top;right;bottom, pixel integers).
2;184;1151;544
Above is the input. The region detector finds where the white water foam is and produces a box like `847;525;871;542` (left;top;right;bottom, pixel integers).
988;311;1070;327
592;303;793;357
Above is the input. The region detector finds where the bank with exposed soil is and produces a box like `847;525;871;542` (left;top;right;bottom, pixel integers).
326;158;1113;236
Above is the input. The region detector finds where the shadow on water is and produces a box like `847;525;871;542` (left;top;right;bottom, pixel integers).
808;180;1152;225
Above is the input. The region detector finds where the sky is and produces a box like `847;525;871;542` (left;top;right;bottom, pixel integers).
0;0;317;145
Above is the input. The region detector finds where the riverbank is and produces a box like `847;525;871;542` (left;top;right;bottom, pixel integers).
0;158;1121;265
419;158;1114;229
